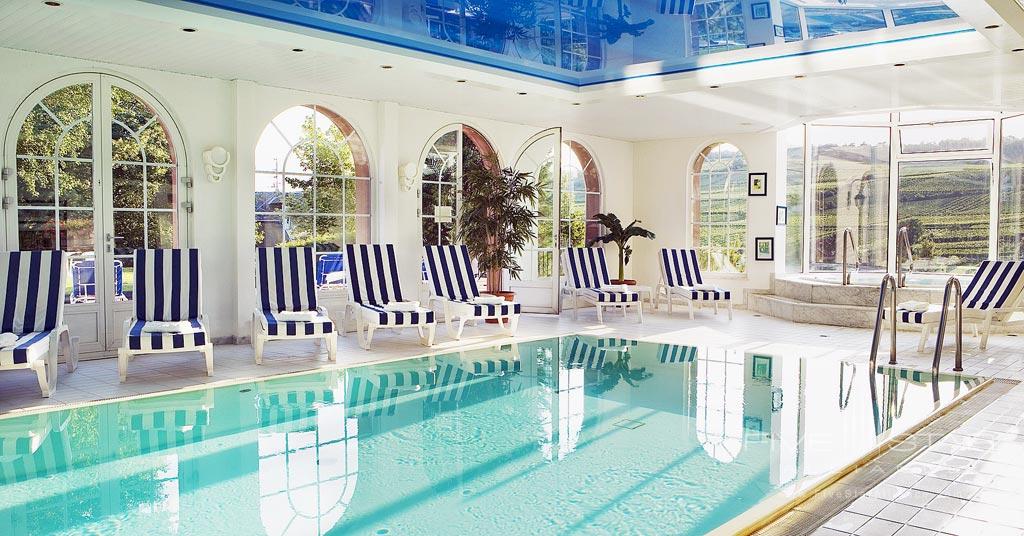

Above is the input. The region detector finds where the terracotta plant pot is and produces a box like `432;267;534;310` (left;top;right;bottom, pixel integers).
486;291;515;324
610;279;637;286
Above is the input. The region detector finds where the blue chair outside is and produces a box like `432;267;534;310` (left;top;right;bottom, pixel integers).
316;253;345;286
71;259;127;303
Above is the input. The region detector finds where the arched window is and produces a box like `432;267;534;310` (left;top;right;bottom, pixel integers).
560;141;602;246
420;124;495;246
692;143;748;273
254;105;371;266
695;348;744;464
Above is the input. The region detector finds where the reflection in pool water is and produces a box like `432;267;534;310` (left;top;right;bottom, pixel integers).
0;336;983;535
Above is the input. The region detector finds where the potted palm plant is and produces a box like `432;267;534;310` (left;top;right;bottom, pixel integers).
587;213;656;285
458;154;541;312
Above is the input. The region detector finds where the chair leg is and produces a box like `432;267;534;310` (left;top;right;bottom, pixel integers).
203;345;214;377
421;324;436;347
636;302;644;325
33;360;53;398
507;315;520;335
668;294;674;314
728;301;733;321
980;317;993;350
596;304;604;324
688;301;694;320
573;294;579;321
917;324;930;353
362;325;376;350
118;347;128;383
59;329;78;373
253;332;265;365
714;302;719;315
326;332;338;362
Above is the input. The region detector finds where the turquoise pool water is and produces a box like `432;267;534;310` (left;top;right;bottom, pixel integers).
0;336;983;535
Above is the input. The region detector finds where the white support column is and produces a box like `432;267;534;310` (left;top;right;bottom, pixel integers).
232;79;259;343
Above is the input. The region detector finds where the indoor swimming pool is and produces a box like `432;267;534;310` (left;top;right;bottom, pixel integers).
0;336;986;535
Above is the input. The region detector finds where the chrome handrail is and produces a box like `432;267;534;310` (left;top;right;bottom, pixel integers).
869;273;898;369
842;228;858;286
933;276;964;375
896;226;914;288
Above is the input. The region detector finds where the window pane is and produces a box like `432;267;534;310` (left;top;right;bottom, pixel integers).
17;157;56;206
899;120;993;154
112;164;144;209
809;126;889;272
146;211;176;249
892;5;958;26
284;215;314;245
58;160;93;208
256;215;283;247
113;211;144;255
255;172;282;213
315;175;345;213
1000;116;1024;260
898;160;990;274
60;210;94;253
282;175;314;213
694;143;747;273
781;3;801;42
18;210;56;250
315;215;343;251
783;126;804;273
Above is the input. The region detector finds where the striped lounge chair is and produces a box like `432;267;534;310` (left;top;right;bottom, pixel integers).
0;251;77;397
656;248;733;320
344;244;436;350
423;245;521;339
118;249;213;382
885;260;1024;351
252;247;338;364
562;247;643;324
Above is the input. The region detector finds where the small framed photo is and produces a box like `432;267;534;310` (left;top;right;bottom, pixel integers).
755;237;775;261
748;172;767;196
751;2;770;20
776;205;787;225
752;355;773;381
774;25;785;37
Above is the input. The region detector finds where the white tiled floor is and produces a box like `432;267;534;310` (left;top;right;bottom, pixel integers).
1;307;1022;535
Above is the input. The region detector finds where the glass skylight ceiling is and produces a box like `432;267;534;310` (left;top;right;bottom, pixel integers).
185;0;961;86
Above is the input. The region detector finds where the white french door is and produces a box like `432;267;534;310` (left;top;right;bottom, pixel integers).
508;128;562;313
2;74;188;354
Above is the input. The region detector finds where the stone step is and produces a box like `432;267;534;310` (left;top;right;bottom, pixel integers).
747;292;876;328
772;276;945;307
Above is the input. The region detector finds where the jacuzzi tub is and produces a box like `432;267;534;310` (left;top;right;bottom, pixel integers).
793;272;962;288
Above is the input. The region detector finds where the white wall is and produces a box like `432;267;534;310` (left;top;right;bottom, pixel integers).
632;132;785;304
0;47;635;347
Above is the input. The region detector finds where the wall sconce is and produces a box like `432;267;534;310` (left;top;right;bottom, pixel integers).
203;146;230;183
399;162;418;192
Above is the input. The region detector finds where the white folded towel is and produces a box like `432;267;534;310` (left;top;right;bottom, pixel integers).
472;295;506;305
276;310;319;322
897;301;930;313
142;321;194;333
600;284;630;292
693;283;721;291
323;271;346;284
0;332;19;348
383;301;420;312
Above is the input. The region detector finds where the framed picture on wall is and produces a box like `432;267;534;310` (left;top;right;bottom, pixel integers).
752;355;773;381
751;2;770;19
748;172;767;196
776;205;787;225
755;237;775;261
774;25;785;37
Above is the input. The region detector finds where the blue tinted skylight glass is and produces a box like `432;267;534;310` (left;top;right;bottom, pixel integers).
805;8;887;39
185;0;964;86
891;5;959;26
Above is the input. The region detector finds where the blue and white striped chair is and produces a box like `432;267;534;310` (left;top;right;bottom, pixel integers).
253;247;337;364
561;247;643;324
0;251;77;397
118;249;213;382
886;260;1024;351
656;248;733;320
423;245;521;339
344;244;436;350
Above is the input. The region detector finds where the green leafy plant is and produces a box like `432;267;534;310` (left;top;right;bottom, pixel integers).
587;213;656;282
458;154;541;292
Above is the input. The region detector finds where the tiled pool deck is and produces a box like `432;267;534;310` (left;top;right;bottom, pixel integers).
1;308;1021;535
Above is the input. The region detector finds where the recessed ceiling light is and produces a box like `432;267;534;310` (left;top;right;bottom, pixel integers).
893;63;906;67
572;102;581;106
455;79;467;83
794;75;805;79
291;48;305;52
182;27;198;33
740;122;753;126
635;94;646;99
43;1;61;6
985;24;1000;30
1013;48;1024;53
380;64;393;70
516;91;527;95
709;85;720;89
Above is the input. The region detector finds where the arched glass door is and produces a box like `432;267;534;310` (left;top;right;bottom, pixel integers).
3;74;188;353
509;128;562;313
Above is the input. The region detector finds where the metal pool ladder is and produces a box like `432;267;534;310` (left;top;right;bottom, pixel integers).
933;276;964;375
896;226;914;288
842;228;858;286
869;273;898;368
